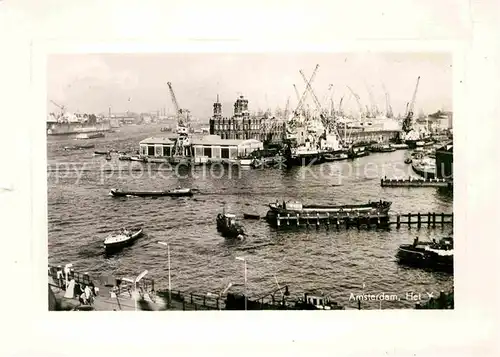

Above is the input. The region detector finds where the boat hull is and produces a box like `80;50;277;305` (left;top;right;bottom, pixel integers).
216;215;245;239
104;229;143;253
411;163;436;179
266;201;392;226
397;245;453;272
109;188;193;197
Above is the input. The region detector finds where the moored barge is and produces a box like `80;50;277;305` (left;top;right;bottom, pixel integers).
266;200;392;226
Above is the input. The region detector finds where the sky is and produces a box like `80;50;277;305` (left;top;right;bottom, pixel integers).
47;53;452;119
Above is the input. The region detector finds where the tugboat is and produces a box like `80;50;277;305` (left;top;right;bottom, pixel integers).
396;236;453;272
294;292;344;310
216;212;245;239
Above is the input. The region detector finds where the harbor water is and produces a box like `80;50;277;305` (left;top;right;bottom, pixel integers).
47;124;453;309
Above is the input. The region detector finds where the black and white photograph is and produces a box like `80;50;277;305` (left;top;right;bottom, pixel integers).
46;52;454;311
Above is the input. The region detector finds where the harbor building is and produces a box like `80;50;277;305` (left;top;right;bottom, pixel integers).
435;142;453;179
139;135;263;163
210;95;262;140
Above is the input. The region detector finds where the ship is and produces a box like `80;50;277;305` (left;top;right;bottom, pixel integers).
47;110;111;136
397;236;453;272
411;157;436;179
266;200;392;222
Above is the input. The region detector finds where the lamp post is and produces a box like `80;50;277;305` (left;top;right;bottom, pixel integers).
235;257;247;310
207;282;232;311
158;241;171;306
133;270;149;311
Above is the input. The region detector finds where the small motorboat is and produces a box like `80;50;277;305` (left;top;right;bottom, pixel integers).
64;144;95;150
216;212;245;239
104;228;143;253
130;155;145;162
109;187;194;197
324;152;348;161
243;213;261;220
94;150;109;155
118;154;132;161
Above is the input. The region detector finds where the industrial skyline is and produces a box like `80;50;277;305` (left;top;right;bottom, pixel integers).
47;53;452;119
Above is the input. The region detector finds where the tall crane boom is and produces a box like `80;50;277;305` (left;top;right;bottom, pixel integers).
382;84;393;118
294;64;319;114
407;76;420;118
365;82;378;117
402;76;420;132
346;86;364;117
167;82;181;115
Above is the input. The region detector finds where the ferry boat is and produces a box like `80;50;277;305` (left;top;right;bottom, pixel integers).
397;236;453;272
266;200;392;220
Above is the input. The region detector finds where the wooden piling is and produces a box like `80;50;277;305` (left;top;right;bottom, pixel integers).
396;214;401;229
287;213;290;226
277;214;280;227
432;213;436;227
296;213;300;226
326;213;330;229
190;293;193;304
316;213;320;229
441;212;445;226
417;212;421;228
408;213;412;227
428;212;431;227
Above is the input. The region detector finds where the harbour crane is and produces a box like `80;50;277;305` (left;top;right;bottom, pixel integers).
299;69;324;119
293;64;319;116
364;82;378;118
382;84;394;118
50;100;66;112
167;82;190;131
167;82;191;157
402;76;420;133
346;86;364;118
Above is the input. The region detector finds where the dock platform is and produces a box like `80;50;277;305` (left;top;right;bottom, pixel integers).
381;177;452;188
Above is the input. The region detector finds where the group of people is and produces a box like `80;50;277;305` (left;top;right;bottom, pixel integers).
76;282;99;305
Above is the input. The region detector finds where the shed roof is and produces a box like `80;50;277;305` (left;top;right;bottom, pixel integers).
140;135;263;147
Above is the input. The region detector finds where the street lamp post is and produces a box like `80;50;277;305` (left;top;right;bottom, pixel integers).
235;257;247;310
124;270;148;311
158;241;171;306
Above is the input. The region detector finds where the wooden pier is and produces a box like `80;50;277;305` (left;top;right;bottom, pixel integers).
272;212;453;230
381;177;452;188
391;212;453;228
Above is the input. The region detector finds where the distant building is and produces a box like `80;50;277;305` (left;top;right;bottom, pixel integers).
209;95;263;140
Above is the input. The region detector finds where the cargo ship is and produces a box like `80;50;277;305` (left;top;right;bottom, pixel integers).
47;110;111;136
47;122;111;136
